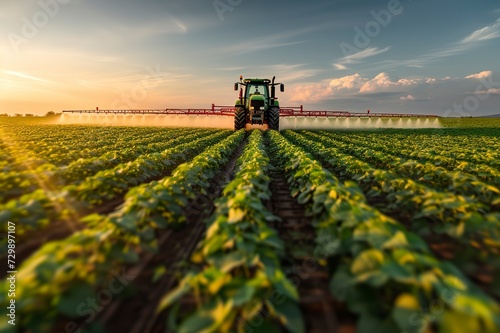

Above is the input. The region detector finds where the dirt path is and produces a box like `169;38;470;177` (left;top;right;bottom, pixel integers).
266;168;356;333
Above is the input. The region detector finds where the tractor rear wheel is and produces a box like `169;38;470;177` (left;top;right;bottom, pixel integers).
234;107;246;130
268;107;280;130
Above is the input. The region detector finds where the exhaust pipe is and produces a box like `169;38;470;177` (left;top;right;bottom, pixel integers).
271;76;276;105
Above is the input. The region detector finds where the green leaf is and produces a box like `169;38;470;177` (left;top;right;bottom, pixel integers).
354;271;389;287
351;249;385;275
157;282;190;313
167;302;181;332
208;273;231;295
214;252;246;273
114;214;137;231
228;208;246;223
381;231;409;249
449;293;497;320
274;276;299;301
391;293;426;333
444;222;465;238
152;265;167;283
57;283;95;318
179;299;234;333
392;307;425;333
260;234;283;250
438;310;482;333
394;293;420;310
202;234;227;256
357;314;393;333
178;311;214;333
381;260;414;282
231;284;256;306
297;188;312;204
274;301;305;333
330;269;353;300
121;247;139;263
405;232;430;252
150;215;167;228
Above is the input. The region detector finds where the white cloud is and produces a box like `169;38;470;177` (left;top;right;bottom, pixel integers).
334;47;391;70
461;19;500;44
465;71;492;80
360;72;394;92
289;73;368;102
359;72;419;93
217;26;323;55
329;73;367;90
290;82;326;102
214;66;247;72
400;94;415;101
3;70;50;83
343;47;391;62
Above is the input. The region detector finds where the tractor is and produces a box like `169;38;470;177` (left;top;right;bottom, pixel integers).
233;76;284;130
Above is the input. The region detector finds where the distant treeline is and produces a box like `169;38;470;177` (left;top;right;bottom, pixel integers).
0;112;61;117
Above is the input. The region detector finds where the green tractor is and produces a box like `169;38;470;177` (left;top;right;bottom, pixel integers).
233;76;284;130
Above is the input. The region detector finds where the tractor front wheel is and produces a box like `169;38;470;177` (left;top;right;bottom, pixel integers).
268;107;280;130
234;107;246;130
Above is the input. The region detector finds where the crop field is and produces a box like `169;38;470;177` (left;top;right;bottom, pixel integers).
1;119;500;333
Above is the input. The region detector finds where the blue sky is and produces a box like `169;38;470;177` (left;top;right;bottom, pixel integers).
1;0;500;115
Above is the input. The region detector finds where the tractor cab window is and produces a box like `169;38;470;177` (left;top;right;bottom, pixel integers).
247;84;268;98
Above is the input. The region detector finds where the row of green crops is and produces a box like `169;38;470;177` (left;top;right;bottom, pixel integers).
57;129;215;185
66;130;231;205
14;128;164;166
0;130;245;333
439;118;500;128
307;131;500;208
0;125;177;170
284;131;500;296
286;131;500;243
328;129;500;184
0;128;215;202
0;130;232;244
158;130;304;333
268;130;500;333
369;128;500;155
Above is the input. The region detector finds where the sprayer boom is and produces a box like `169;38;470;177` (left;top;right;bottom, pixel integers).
62;105;437;118
62;105;234;116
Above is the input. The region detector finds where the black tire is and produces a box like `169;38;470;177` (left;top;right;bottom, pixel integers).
268;107;280;131
234;107;246;130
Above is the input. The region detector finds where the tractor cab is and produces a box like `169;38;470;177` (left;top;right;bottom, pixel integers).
244;80;270;124
246;84;268;98
233;76;284;130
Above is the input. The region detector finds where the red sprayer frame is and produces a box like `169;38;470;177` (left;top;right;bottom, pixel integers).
62;105;438;118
